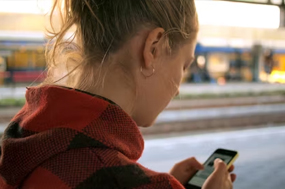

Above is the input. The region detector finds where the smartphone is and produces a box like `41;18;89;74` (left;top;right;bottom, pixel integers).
186;148;239;189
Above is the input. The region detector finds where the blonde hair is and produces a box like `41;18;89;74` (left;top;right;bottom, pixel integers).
43;0;199;91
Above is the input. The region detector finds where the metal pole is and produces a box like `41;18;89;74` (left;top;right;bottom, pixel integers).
280;1;285;28
252;45;263;82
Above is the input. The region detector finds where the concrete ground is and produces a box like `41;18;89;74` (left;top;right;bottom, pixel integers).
139;125;285;189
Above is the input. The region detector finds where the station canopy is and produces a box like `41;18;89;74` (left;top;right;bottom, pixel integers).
223;0;283;5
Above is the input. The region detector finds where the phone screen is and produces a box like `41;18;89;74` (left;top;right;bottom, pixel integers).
188;152;235;188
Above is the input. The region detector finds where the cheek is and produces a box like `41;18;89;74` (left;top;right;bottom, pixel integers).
157;58;184;99
172;64;184;85
164;65;183;95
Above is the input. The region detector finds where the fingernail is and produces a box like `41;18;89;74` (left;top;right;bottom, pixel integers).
215;158;222;163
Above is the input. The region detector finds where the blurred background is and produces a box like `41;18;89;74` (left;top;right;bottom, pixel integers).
0;0;285;188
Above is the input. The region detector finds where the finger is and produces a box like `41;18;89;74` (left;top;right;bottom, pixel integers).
214;158;227;174
230;174;237;182
228;165;235;173
180;157;204;170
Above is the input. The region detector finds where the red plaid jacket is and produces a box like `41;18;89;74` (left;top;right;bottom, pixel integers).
0;86;184;189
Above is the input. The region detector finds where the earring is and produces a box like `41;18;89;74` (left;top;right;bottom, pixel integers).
140;65;155;78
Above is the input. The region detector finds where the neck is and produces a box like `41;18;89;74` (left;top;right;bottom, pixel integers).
87;69;136;118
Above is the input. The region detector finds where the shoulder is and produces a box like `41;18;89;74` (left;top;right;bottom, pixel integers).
22;148;118;188
21;148;183;189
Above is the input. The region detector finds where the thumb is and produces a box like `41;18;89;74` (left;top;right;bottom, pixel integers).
214;158;227;174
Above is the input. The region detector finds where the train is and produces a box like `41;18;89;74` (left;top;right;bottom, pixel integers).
188;43;285;84
0;37;285;85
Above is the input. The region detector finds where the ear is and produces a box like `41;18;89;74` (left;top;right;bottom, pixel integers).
143;27;165;69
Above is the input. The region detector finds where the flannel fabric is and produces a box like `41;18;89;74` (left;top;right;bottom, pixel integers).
0;86;184;189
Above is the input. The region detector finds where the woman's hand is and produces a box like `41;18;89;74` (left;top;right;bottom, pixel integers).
202;159;237;189
169;157;204;185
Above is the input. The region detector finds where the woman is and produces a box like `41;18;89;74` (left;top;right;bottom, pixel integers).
0;0;236;188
